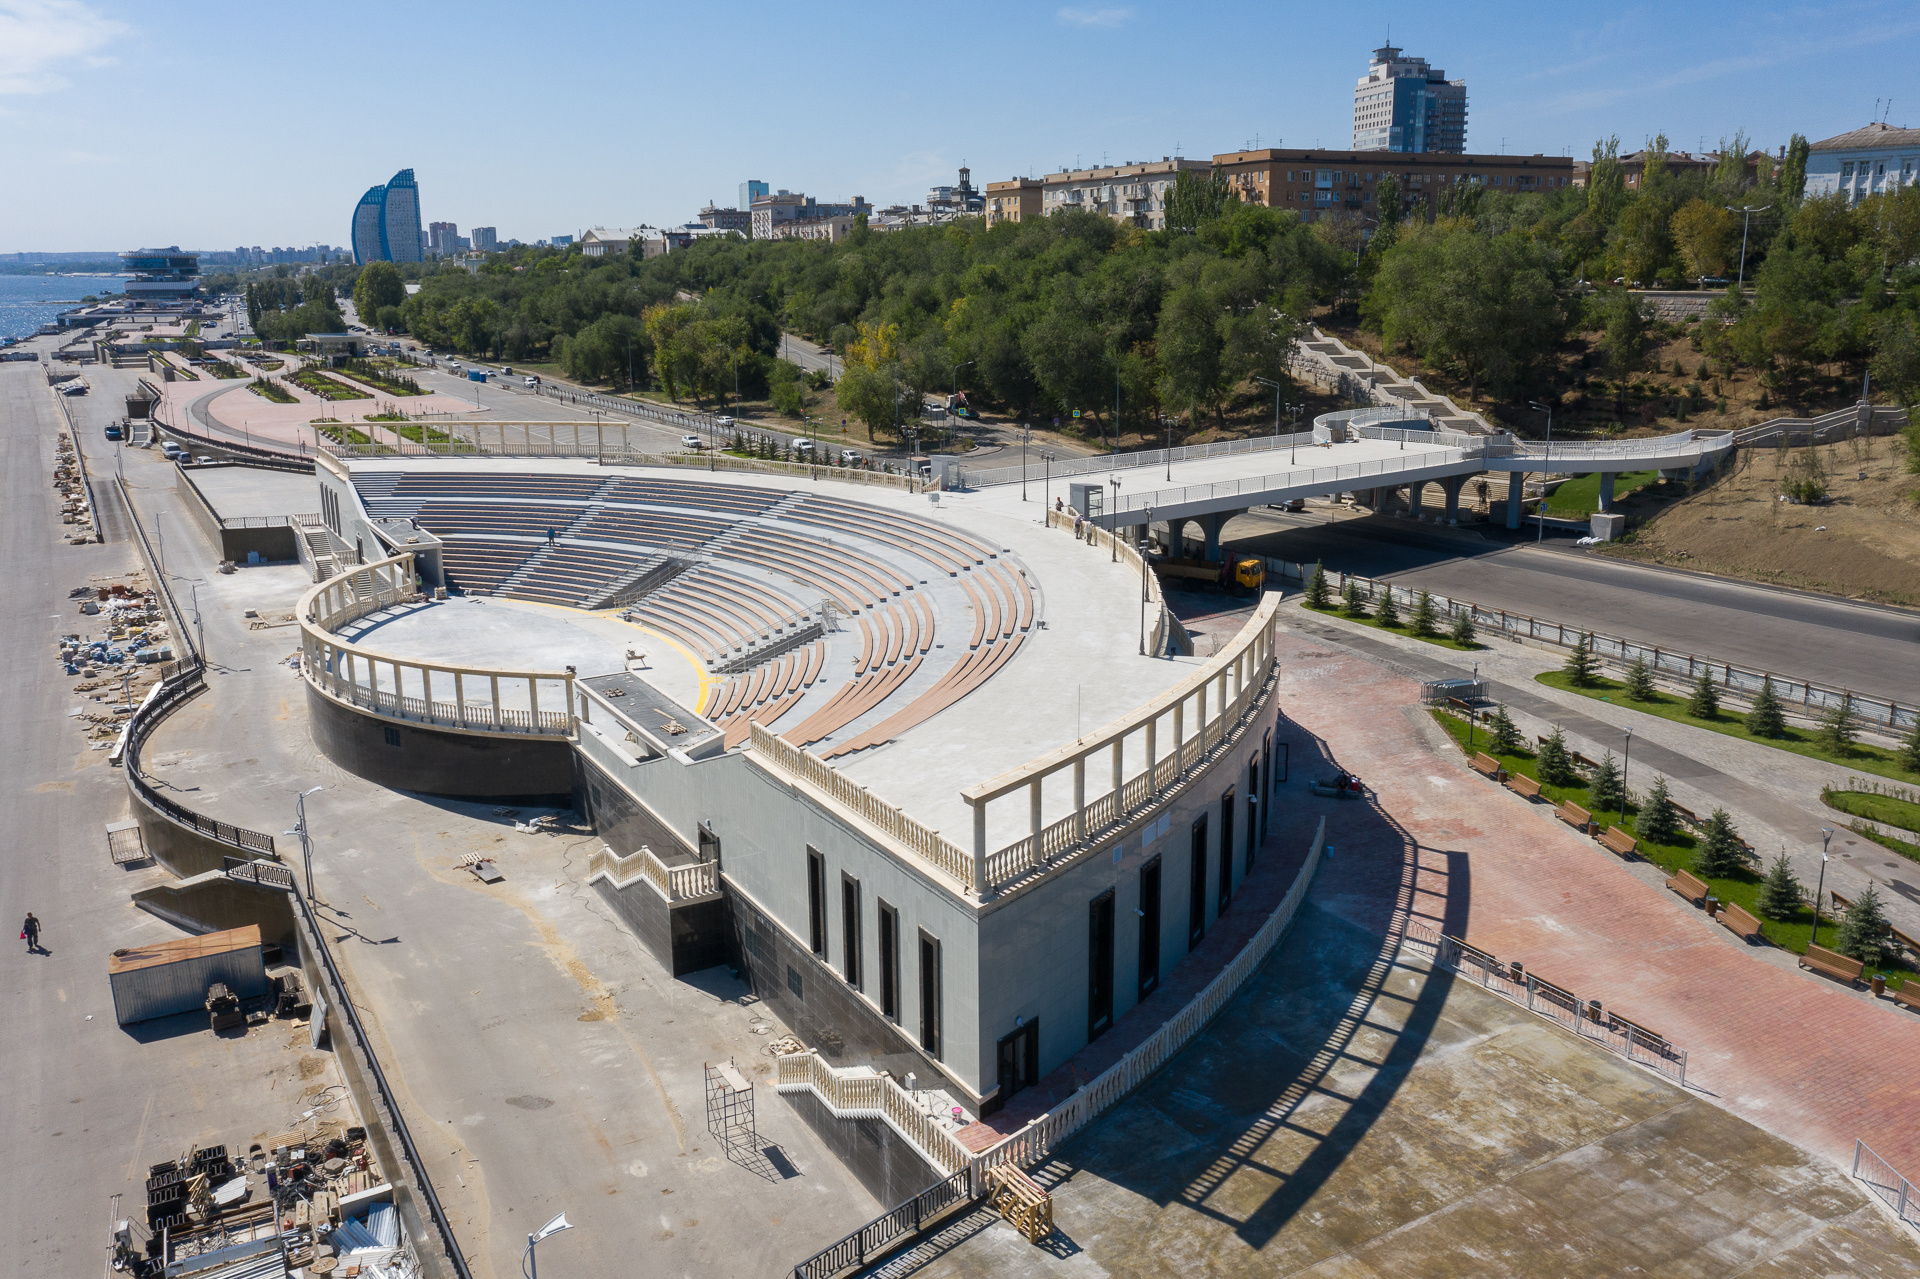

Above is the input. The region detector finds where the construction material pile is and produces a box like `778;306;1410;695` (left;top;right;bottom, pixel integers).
53;432;95;543
61;576;176;747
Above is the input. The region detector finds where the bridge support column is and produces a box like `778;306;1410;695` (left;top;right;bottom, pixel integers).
1200;512;1230;562
1597;472;1617;512
1440;475;1467;525
1408;481;1427;520
1168;518;1191;557
1506;471;1524;529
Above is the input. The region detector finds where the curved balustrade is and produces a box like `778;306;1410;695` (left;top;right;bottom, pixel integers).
299;553;576;738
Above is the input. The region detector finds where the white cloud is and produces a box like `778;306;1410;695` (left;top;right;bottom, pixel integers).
1056;7;1133;28
0;1;128;95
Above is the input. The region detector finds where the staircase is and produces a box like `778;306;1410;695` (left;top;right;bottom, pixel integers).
585;554;694;611
350;472;411;519
299;524;350;583
494;507;603;599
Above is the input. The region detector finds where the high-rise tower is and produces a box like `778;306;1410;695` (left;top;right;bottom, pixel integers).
1352;44;1467;154
350;168;426;264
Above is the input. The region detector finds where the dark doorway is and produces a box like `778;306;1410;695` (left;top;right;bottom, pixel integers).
877;901;899;1020
1138;856;1162;1002
918;931;942;1059
1247;795;1259;874
1219;786;1237;913
1088;890;1115;1041
1189;815;1209;948
996;1019;1039;1103
806;847;826;956
840;874;862;989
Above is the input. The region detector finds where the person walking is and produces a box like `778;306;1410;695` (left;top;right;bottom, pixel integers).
22;912;40;954
545;527;557;546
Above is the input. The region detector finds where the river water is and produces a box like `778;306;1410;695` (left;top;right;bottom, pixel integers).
0;275;128;341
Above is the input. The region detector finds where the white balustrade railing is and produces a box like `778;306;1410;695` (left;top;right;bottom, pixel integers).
587;843;720;902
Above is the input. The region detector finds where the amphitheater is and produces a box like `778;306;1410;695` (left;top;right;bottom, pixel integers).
298;444;1284;1120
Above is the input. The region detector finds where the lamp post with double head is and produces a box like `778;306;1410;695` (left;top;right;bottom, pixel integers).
1810;828;1834;948
1528;399;1554;544
1724;204;1770;292
523;1212;574;1279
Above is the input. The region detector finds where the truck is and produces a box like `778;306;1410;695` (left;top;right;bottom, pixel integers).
1151;554;1266;595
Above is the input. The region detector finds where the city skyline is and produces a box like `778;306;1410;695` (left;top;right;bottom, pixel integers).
1;0;1916;249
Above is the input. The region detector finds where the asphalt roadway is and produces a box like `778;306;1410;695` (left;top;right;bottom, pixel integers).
1224;507;1920;707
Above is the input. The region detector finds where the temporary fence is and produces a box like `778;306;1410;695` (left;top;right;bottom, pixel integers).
1852;1139;1920;1233
1265;560;1917;735
1403;926;1687;1085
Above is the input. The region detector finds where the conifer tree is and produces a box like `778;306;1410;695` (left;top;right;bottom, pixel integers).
1816;694;1858;754
1487;705;1524;756
1563;633;1599;687
1834;884;1894;966
1624;655;1657;701
1304;562;1330;609
1637;774;1680;844
1900;716;1920;775
1757;851;1804;920
1744;676;1786;739
1375;587;1401;628
1537;726;1577;786
1685;670;1720;718
1341;579;1368;618
1692;808;1747;878
1449;607;1476;646
1589;750;1626;815
1411;590;1439;637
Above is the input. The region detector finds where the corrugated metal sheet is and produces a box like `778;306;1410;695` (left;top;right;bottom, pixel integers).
110;931;269;1025
110;925;262;974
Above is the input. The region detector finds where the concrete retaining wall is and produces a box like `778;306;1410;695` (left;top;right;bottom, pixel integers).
132;871;299;954
305;682;574;804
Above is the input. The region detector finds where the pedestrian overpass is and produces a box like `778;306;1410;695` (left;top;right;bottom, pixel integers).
950;408;1735;558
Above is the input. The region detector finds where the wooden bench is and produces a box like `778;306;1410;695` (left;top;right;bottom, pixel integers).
1503;772;1541;800
1671;803;1702;829
1892;926;1920;961
1718;901;1765;943
1829;889;1853;913
1891;983;1920;1014
1799;943;1863;986
1554;801;1592;833
1598;826;1638;859
1571;752;1600;773
1469;752;1504;781
1665;869;1709;906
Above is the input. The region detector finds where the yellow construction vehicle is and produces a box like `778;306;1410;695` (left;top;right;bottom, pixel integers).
1152;554;1266;595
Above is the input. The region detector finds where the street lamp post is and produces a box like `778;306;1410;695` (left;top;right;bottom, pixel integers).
1162;414;1173;480
1138;504;1153;654
1724;204;1771;293
1254;377;1283;451
286;786;323;900
1527;400;1554;544
1020;423;1030;502
1044;452;1055;512
1288;404;1302;463
1810;829;1833;947
524;1212;575;1279
1621;726;1633;813
1109;475;1121;562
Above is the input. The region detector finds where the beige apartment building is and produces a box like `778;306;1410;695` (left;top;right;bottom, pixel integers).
1036;158;1213;230
984;179;1043;228
1210;148;1576;221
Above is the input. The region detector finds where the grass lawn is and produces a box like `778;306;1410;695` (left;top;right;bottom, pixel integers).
1535;669;1919;784
1545;470;1662;518
1430;708;1916;988
246;379;296;404
1820;787;1920;867
289;368;372;401
316;424;379;448
1304;601;1484;651
392;424;467;447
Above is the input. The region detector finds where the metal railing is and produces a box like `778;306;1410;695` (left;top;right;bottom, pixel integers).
1733;404;1906;447
1107;442;1487;516
223;855;295;890
1404;927;1687;1085
955;430;1320;490
122;670;278;856
1264;559;1917;734
1853;1139;1920;1232
792;1168;976;1279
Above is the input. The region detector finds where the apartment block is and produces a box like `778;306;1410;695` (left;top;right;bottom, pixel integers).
1038;158;1213;230
749;191;871;240
470;226;498;253
984;179;1044;229
1211;148;1575;221
1352;44;1467;154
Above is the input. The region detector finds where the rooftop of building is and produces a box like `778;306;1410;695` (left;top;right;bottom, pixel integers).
1811;121;1920;151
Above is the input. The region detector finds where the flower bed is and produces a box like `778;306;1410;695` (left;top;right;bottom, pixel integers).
247;377;297;404
289;367;372;401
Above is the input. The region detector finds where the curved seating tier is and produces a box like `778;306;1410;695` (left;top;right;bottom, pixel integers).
352;470;1042;752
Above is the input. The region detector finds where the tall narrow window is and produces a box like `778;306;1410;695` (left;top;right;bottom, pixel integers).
1189;815;1208;948
840;874;861;989
918;931;943;1059
1138;856;1161;1001
877;901;899;1019
1088;890;1115;1042
1219;786;1237;913
805;847;826;957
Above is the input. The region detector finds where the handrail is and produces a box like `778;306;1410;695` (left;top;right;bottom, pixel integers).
955;430;1320;490
297;553;577;738
586;843;720;902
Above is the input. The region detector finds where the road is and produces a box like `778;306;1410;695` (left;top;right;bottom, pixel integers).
1224;508;1920;706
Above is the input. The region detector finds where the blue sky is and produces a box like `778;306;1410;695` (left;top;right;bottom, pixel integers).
2;0;1916;251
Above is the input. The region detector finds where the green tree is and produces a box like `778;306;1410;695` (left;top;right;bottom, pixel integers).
1637;775;1681;844
1624;654;1657;701
1744;676;1787;739
1816;694;1858;754
1449;607;1477;646
1671;199;1738;281
1487;705;1524;755
1758;851;1804;920
1686;671;1720;719
1589;750;1626;815
1834;884;1894;966
1776;134;1810;209
1375;587;1401;628
1586;136;1628;226
768;358;806;417
353;262;406;328
1899;716;1920;774
1692;808;1747;878
1411;589;1439;637
1562;632;1599;687
1594;287;1652;378
1304;562;1330;609
1341;579;1369;618
1537;726;1577;786
1164;168;1240;233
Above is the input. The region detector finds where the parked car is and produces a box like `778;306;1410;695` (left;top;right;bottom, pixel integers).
161;441;185;458
194;455;213;465
104;424;122;441
1278;498;1306;512
680;434;704;450
501;366;514;375
523;376;538;388
840;448;862;464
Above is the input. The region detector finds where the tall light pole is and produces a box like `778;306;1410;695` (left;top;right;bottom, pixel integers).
1810;828;1833;947
1528;400;1554;544
1725;204;1770;293
1138;504;1153;654
1621;726;1633;817
1020;423;1030;502
287;786;323;900
1162;414;1173;480
1288;404;1302;463
524;1212;574;1279
1254;376;1283;452
1109;475;1122;561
